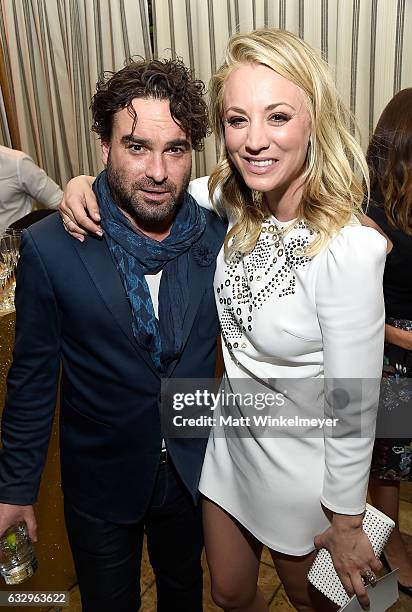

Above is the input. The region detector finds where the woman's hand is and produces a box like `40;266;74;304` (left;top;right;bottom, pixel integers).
314;513;382;609
59;175;101;241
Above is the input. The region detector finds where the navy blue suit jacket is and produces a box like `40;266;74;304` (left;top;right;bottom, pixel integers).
0;209;226;523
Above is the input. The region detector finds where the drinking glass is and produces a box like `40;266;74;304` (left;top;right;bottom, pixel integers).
6;229;22;269
0;231;21;311
0;522;38;584
0;235;14;311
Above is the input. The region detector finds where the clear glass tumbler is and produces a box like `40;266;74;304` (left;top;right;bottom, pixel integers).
0;522;38;584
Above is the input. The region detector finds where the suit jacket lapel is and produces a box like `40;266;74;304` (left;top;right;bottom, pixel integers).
166;249;214;377
73;236;160;378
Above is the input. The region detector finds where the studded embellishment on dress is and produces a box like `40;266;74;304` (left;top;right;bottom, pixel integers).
217;219;312;344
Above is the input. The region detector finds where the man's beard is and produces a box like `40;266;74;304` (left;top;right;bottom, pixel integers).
106;160;191;228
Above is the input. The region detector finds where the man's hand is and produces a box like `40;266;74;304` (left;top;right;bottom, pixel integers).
60;175;101;241
0;504;37;542
314;514;382;609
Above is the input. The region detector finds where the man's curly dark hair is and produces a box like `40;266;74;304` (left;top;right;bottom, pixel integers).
91;57;210;151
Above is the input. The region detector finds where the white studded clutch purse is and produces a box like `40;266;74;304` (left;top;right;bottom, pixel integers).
307;504;395;607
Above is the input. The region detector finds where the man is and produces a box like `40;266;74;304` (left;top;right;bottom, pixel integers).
0;59;226;611
0;144;63;230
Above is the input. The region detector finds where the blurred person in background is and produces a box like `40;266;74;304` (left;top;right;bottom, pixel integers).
366;88;412;597
0;144;62;230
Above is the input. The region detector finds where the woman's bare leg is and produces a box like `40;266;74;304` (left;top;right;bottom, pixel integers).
270;549;338;612
203;498;268;611
369;476;412;586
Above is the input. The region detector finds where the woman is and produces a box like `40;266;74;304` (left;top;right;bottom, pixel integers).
61;29;386;611
366;88;412;597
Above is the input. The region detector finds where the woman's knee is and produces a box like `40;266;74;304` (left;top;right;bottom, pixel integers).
210;575;258;609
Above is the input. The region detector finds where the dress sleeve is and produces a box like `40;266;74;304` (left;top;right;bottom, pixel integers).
18;155;63;208
315;224;386;514
188;176;227;218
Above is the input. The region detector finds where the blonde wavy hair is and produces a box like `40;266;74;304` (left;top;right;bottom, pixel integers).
208;28;369;258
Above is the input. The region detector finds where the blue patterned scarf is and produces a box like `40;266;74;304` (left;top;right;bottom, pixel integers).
94;170;206;372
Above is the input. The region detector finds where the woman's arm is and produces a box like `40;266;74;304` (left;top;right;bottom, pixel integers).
188;176;213;210
314;225;387;607
188;176;227;216
59;175;100;241
385;323;412;350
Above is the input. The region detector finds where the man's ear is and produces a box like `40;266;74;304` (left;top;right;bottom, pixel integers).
101;141;110;166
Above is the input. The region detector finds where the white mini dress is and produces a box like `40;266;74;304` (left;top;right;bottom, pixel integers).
188;178;387;555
